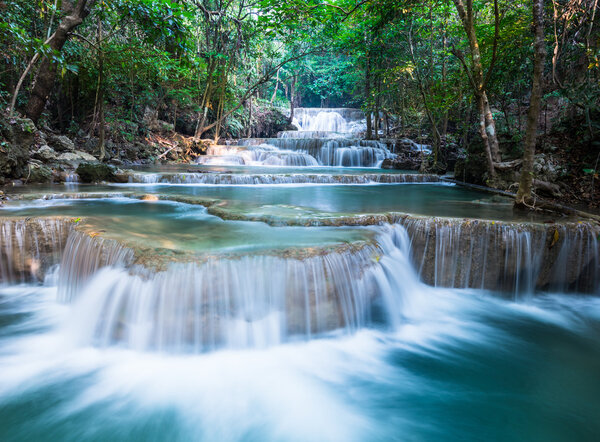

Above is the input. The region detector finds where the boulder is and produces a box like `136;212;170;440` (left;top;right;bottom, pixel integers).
48;134;75;152
113;169;132;183
57;150;97;166
382;153;422;170
75;162;116;183
33;145;58;162
0;117;35;179
25;162;53;183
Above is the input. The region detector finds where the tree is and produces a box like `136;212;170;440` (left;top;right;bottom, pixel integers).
451;0;501;181
515;0;547;207
25;0;96;123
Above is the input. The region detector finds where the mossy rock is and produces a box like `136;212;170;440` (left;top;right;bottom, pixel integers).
26;163;53;183
76;162;116;183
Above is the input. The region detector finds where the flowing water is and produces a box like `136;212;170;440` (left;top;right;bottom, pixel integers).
0;109;599;441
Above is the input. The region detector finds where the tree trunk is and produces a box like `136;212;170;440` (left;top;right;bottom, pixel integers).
477;94;497;181
247;97;252;138
452;0;501;163
25;0;94;123
365;51;372;139
270;67;280;104
289;73;297;124
516;0;547;207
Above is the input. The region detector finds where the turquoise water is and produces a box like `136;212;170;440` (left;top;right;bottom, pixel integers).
0;284;598;442
0;169;594;441
0;198;372;253
4;182;552;222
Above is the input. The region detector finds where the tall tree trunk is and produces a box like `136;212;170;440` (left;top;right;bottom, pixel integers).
25;0;94;123
289;73;298;124
247;97;253;138
97;17;106;161
452;0;501;163
270;67;280;104
477;94;497;181
365;50;372;139
516;0;547;207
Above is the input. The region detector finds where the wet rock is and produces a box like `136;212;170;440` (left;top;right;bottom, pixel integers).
113;169;132;183
48;134;75;152
25;162;53;183
33;145;58;162
76;162;116;182
382;153;421;170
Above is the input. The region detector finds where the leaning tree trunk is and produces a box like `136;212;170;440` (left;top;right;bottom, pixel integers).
25;0;94;124
516;0;547;207
452;0;502;167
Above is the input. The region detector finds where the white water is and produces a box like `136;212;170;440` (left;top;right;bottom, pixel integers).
197;108;395;168
50;225;420;353
126;172;440;185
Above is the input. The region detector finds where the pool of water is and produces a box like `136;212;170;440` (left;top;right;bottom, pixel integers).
3;182;558;223
118;183;552;222
0;198;373;254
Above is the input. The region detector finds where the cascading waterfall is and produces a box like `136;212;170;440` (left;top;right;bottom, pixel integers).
400;217;600;295
128;172;441;185
56;226;423;353
292;108;366;133
57;231;134;303
236;137;394;167
28;217;597;355
2;205;600;441
197;108;395;167
0;218;72;283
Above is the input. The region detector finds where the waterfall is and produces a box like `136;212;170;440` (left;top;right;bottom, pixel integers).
128;172;441;185
234;138;394;167
0;218;72;283
292;108;366;133
400;217;600;295
58;227;422;353
196;108;394;167
2;214;599;355
57;231;134;303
